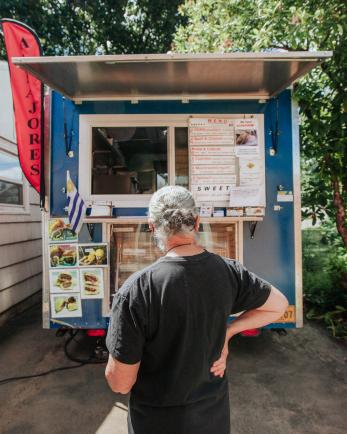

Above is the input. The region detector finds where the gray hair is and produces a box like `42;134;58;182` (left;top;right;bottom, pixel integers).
149;186;199;249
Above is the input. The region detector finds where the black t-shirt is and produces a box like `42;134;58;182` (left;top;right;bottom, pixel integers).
106;250;271;410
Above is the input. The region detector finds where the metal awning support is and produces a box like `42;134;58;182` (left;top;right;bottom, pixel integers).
11;52;332;102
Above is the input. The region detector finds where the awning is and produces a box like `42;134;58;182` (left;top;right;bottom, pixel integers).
11;52;332;102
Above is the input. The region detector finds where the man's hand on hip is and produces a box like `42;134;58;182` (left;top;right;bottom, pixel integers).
210;344;229;378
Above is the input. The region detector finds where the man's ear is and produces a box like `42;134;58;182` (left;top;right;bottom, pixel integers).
148;219;155;231
194;215;200;231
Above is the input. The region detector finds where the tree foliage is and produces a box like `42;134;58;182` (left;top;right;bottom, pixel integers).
173;0;347;248
302;225;347;338
0;0;183;57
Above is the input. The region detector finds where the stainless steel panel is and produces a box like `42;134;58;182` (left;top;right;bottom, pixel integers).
12;52;332;101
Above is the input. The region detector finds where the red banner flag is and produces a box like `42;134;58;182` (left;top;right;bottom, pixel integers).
1;19;44;196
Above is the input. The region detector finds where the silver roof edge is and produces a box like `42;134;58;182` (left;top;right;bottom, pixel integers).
11;51;333;101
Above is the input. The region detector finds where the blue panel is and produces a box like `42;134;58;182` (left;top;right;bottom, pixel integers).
78;99;264;116
243;90;295;309
114;208;148;217
50;90;296;329
50;92;80;216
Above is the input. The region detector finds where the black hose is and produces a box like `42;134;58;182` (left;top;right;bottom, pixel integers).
0;329;107;386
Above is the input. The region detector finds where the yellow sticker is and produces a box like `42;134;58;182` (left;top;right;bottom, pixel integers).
275;305;296;323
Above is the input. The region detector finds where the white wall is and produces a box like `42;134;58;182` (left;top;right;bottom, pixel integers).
0;61;16;143
0;61;42;318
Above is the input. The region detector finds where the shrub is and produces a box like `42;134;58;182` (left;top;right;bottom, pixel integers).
302;223;347;339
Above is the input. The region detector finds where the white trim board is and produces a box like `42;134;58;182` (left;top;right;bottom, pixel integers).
291;98;303;328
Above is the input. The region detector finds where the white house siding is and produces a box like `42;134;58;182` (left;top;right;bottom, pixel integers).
0;61;42;321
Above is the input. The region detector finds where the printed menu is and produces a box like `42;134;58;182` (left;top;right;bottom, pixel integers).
189;117;265;208
189;118;236;205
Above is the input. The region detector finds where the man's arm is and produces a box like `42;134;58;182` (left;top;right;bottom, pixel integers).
105;355;140;394
225;285;288;340
211;286;288;377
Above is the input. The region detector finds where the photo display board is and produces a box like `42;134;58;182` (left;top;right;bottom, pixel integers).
47;219;110;320
189;117;266;208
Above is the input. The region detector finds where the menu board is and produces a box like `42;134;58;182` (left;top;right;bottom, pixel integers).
189;117;265;208
189;118;235;205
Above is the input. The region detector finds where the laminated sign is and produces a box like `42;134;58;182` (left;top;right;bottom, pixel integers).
189;118;236;206
189;117;266;207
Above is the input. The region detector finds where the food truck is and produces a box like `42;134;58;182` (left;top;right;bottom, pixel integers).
10;51;332;330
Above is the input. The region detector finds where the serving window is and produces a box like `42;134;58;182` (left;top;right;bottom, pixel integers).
79;115;192;206
91;126;168;195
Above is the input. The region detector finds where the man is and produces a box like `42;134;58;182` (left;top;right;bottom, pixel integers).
105;186;288;434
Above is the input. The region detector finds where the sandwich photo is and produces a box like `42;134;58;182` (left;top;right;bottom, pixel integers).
56;272;72;289
84;284;100;295
49;244;78;268
49;269;79;293
80;268;104;299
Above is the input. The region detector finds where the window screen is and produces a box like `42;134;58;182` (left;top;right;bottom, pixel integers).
91;127;168;195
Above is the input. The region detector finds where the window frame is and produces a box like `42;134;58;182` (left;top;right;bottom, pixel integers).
79;113;265;208
79;114;188;207
0;143;30;214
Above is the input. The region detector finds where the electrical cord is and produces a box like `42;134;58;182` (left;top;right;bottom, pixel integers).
0;329;107;386
0;363;85;386
64;329;107;364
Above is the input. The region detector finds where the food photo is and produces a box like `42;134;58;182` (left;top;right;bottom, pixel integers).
49;269;79;293
49;244;78;268
78;243;108;267
79;268;104;299
235;129;258;146
50;293;82;318
48;218;78;243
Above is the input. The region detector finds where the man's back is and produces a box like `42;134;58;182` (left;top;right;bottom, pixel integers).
106;249;271;434
129;250;234;406
105;185;284;434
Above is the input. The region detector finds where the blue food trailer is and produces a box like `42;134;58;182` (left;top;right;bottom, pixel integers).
12;52;331;330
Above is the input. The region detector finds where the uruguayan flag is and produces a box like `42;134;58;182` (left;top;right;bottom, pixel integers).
66;171;86;234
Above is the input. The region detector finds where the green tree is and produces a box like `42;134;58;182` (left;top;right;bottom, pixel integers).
0;0;184;57
173;0;347;248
